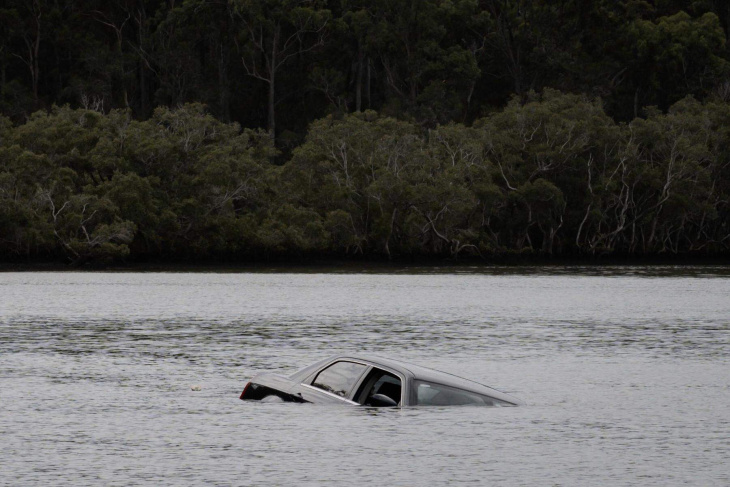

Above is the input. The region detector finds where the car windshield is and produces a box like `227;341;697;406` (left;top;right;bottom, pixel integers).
414;380;507;406
311;361;368;398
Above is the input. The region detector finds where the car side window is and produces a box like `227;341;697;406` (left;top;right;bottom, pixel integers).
311;361;368;398
354;368;402;406
414;380;505;406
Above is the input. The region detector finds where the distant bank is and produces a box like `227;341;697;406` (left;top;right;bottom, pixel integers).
2;94;729;266
2;254;730;273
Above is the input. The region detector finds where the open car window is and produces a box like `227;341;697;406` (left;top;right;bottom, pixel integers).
414;380;508;407
311;361;368;398
355;368;402;406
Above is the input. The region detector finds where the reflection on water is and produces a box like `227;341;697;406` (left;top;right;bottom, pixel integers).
1;269;729;486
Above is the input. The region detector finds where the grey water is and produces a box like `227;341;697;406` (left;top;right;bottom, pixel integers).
1;268;728;486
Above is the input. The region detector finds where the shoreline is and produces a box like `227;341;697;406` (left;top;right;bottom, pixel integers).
2;255;730;274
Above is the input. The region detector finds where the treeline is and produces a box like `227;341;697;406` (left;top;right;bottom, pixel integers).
1;91;729;264
1;1;730;139
2;1;730;263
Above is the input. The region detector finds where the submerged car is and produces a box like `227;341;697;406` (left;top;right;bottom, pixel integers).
240;354;523;407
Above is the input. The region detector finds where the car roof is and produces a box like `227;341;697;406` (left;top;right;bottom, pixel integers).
286;353;523;405
326;353;519;402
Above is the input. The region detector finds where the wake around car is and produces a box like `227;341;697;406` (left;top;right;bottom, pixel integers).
240;354;523;407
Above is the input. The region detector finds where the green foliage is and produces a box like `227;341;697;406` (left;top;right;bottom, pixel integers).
1;0;730;263
628;11;729;108
1;0;730;129
0;103;279;264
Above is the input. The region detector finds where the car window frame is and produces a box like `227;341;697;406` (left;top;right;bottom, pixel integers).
304;360;370;401
411;379;508;407
302;358;408;405
354;368;404;406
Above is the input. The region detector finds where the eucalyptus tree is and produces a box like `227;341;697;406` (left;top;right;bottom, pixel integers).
477;0;578;97
627;98;728;254
120;103;277;257
1;0;45;106
284;111;490;258
341;2;373;112
89;1;134;109
361;0;481;123
174;0;238;121
476;89;618;254
625;10;729;117
230;0;331;143
417;123;491;257
3;107;136;263
284;111;417;256
0;113;53;257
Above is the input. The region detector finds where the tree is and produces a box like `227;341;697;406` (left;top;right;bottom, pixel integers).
231;0;331;143
4;0;44;105
626;11;729;116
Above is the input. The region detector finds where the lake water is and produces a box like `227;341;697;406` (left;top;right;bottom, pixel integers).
1;268;729;486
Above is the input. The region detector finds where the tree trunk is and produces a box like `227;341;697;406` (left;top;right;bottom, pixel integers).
139;60;148;116
355;39;363;112
366;57;371;109
27;2;42;105
1;60;5;100
136;8;149;117
117;34;128;108
268;71;276;141
463;80;475;121
218;42;230;122
267;27;279;143
32;41;40;104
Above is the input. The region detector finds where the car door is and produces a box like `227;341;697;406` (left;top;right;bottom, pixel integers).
352;367;405;406
291;360;370;405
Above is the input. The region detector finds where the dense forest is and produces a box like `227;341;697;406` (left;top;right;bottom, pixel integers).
1;0;729;264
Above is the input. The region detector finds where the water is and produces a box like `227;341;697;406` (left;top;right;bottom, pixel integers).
1;268;728;486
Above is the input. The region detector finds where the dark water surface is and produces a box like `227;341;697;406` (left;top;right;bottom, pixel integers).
1;268;729;486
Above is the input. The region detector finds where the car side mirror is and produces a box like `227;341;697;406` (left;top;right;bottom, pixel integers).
366;393;398;407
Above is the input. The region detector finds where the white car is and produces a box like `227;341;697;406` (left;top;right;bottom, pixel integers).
240;354;523;407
